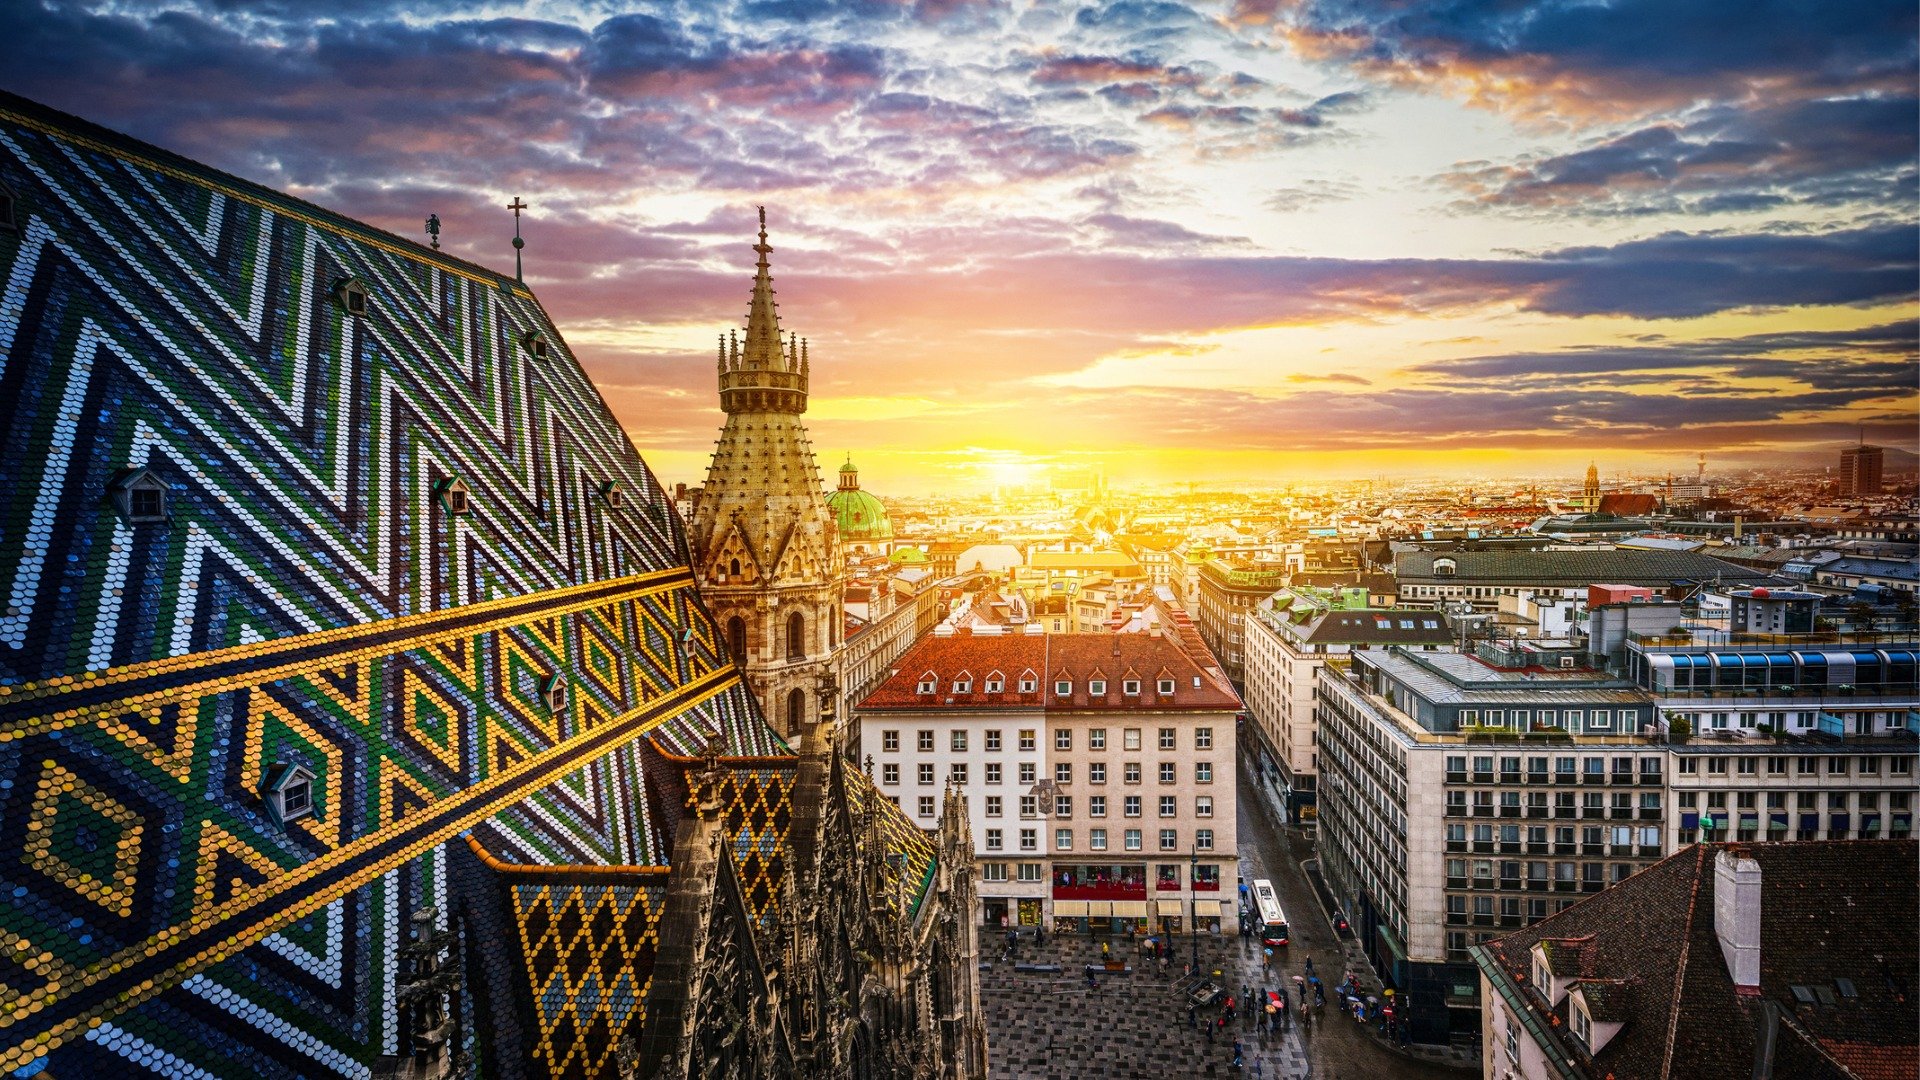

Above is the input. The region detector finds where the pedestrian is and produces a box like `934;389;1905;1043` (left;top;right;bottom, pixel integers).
1188;1006;1198;1031
1087;972;1099;994
1233;1038;1244;1069
1304;955;1314;976
1206;1020;1215;1044
1101;941;1110;961
1036;925;1045;948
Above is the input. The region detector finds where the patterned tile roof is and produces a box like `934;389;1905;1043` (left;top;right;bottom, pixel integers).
0;89;785;1077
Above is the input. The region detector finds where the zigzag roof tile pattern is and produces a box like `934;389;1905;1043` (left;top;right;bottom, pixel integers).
0;90;788;1078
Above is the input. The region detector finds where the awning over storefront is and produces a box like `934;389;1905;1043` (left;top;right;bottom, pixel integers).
1152;900;1180;916
1052;901;1089;916
1112;901;1149;917
1893;815;1912;833
1084;901;1113;919
1192;900;1228;917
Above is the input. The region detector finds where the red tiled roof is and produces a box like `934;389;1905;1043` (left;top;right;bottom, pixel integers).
857;632;1241;712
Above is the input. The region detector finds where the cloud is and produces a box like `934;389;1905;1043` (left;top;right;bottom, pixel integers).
1277;0;1917;122
1443;95;1918;218
1288;372;1371;384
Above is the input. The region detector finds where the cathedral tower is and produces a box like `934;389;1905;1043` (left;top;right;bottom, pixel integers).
690;209;846;739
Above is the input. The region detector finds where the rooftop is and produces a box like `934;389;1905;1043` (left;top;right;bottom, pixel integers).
858;632;1240;712
1474;841;1919;1080
1396;548;1788;587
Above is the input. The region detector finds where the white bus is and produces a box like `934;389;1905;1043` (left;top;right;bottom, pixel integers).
1251;878;1289;947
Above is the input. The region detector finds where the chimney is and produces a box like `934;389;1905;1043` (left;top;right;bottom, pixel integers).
1714;848;1763;991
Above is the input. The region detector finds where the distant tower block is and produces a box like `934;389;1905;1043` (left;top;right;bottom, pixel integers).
1697;451;1706;480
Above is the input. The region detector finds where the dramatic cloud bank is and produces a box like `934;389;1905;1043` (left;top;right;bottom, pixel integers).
4;0;1913;487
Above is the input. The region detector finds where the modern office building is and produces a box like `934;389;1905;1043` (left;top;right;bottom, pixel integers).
1316;647;1666;1046
1839;443;1884;496
857;631;1242;934
1194;558;1289;684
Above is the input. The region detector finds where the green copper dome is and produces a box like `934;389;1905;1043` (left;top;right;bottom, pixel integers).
828;459;893;541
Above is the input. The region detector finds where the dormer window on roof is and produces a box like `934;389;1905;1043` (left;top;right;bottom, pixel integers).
1055;680;1071;696
520;328;551;360
1089;679;1106;696
597;479;623;509
435;476;473;517
1158;678;1176;695
1433;557;1457;577
260;762;316;827
110;468;168;523
1123;679;1140;696
1019;671;1038;693
916;673;937;694
985;672;1004;693
331;276;369;317
953;677;971;694
539;673;567;714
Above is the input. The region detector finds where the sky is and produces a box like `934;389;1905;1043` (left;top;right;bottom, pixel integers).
4;0;1916;494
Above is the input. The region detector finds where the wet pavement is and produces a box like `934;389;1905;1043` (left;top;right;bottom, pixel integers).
978;753;1476;1079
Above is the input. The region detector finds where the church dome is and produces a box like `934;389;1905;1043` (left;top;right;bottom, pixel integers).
827;459;893;541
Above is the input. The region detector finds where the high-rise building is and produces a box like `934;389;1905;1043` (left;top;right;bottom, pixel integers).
1840;443;1884;496
687;210;847;739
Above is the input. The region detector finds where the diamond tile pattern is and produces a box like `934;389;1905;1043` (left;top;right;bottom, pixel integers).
0;91;788;1078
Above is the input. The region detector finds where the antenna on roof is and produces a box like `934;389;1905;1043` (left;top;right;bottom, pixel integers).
506;196;529;283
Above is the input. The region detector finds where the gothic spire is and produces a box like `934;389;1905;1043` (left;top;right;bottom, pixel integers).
743;206;785;371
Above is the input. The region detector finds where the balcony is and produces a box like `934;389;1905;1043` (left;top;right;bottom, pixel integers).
1639;845;1663;857
1582;881;1604;893
1446;877;1468;890
1527;842;1548;855
1472;841;1495;853
1500;842;1521;854
1610;807;1634;820
1499;806;1521;818
1639;807;1663;820
1581;843;1603;856
1472;806;1494;818
1053;881;1149;901
1554;843;1575;855
1554;808;1576;819
1444;806;1467;818
1472;914;1496;926
1445;771;1468;785
1472;772;1496;785
1610;845;1634;857
1527;772;1550;786
1554;881;1577;892
1555;774;1579;785
1639;774;1663;787
1526;807;1549;819
1446;912;1468;926
1500;914;1525;928
1500;772;1523;787
1610;773;1635;786
1445;840;1468;853
1527;880;1548;892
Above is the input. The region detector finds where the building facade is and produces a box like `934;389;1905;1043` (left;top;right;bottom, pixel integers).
1194;558;1289;685
1316;648;1667;1046
1839;443;1884;496
1241;588;1453;822
855;633;1243;936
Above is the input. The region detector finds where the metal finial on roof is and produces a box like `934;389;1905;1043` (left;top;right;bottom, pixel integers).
506;196;529;282
424;214;441;251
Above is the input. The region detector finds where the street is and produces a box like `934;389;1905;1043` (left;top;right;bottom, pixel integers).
978;755;1473;1079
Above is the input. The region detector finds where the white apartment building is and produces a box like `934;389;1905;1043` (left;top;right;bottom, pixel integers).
856;630;1243;934
1242;588;1452;823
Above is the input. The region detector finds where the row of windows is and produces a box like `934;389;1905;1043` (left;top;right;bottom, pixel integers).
1445;754;1661;778
915;674;1184;696
880;727;1213;753
1677;754;1911;777
1444;823;1663;846
1679;790;1911;811
981;827;1216;851
879;760;1214;786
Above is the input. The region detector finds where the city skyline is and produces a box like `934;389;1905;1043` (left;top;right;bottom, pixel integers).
7;0;1914;493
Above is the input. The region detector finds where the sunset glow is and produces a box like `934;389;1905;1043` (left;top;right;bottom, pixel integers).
10;0;1912;493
